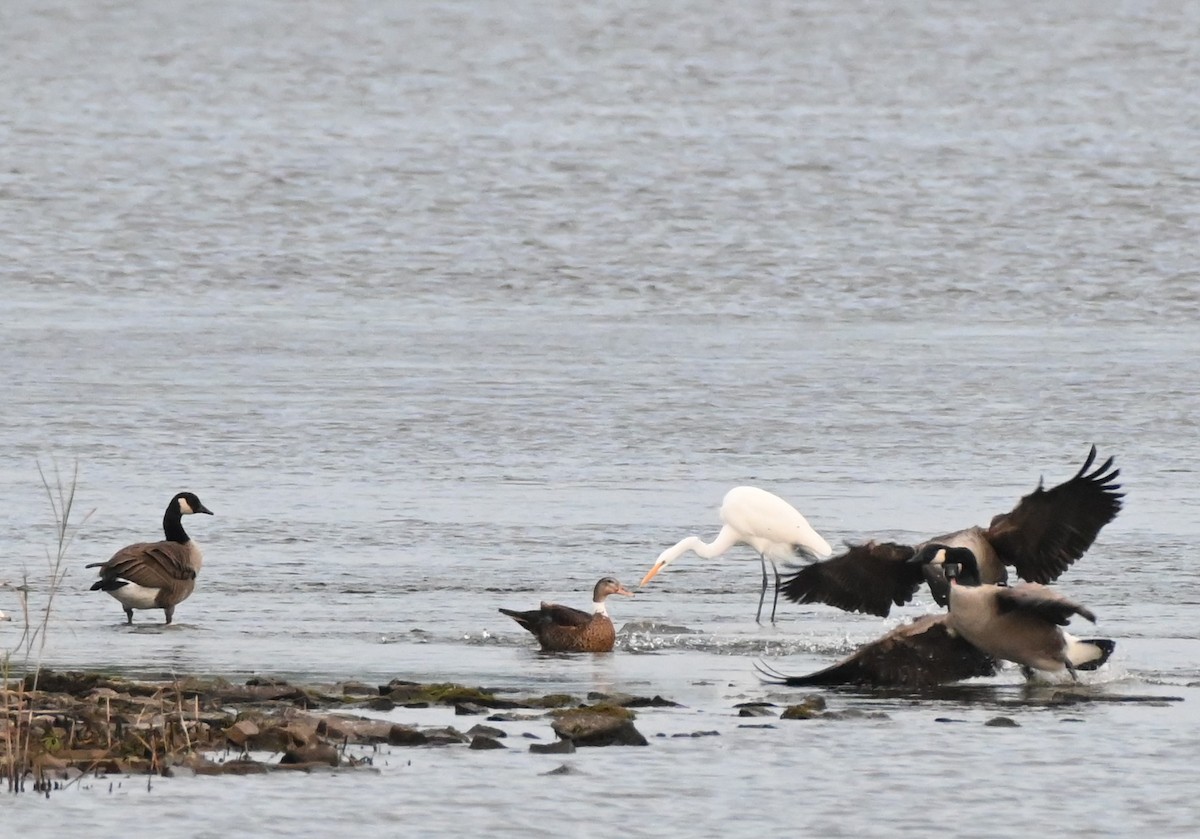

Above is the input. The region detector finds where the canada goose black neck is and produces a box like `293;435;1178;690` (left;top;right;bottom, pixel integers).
163;502;191;544
162;492;213;544
911;543;982;586
944;548;981;587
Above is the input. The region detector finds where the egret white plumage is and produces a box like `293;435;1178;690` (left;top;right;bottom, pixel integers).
640;486;832;623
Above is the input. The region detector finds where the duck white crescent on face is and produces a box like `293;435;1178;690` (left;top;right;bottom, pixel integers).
640;486;832;624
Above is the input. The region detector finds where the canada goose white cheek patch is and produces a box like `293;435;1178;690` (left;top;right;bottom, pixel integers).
178;498;194;514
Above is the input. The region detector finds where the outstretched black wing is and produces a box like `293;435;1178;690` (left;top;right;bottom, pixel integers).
985;445;1123;584
755;615;997;689
779;541;923;617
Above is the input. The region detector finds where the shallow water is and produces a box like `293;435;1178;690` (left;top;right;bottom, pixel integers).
3;0;1200;835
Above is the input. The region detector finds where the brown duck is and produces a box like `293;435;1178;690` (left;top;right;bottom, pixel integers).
87;491;214;625
499;577;633;652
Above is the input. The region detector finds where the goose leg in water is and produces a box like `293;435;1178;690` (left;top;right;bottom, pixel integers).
124;607;133;625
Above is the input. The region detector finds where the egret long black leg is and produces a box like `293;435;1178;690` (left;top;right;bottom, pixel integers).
756;554;769;624
771;563;782;623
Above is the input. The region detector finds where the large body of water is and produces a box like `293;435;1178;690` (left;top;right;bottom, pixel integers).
2;0;1199;836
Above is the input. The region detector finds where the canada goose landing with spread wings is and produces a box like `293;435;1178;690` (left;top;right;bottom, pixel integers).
639;486;832;624
499;577;633;653
87;492;213;625
779;446;1122;617
758;543;1115;688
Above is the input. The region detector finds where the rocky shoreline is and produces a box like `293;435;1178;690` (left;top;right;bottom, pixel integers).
1;669;688;790
3;669;1184;793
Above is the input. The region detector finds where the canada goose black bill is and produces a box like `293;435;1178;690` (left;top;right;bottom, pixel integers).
87;491;213;625
779;446;1123;617
499;577;633;653
910;544;1115;681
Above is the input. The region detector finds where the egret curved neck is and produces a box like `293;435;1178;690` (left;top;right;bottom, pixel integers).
657;526;741;566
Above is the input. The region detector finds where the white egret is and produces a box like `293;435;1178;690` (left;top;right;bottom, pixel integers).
640;485;832;623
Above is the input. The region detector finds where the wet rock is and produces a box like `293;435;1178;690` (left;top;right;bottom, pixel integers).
780;695;827;720
319;716;395;743
738;705;776;718
541;763;580;775
624;695;682;708
487;712;545;723
455;702;488;716
387;725;430;747
423;726;470;746
381;681;525;709
280;744;340;767
820;709;890;721
528;693;579;709
736;723;776;729
246;676;291;688
340;681;377;697
25;671;104;696
226;719;260;748
183;756;270;776
466;724;507;739
364;697;396;712
469;735;506;750
935;717;967;724
671;730;720;738
550;708;648;747
587;691;635;705
984;716;1020;728
530;739;576;754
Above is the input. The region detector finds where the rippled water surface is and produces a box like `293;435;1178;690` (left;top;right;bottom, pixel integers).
2;0;1199;836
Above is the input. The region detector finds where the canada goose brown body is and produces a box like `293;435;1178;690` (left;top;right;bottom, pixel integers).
757;613;998;689
499;577;632;653
780;446;1123;617
87;492;213;625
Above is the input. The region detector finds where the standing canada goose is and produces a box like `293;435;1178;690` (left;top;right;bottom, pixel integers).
780;446;1123;617
911;543;1115;680
639;486;832;624
499;577;633;653
87;491;213;625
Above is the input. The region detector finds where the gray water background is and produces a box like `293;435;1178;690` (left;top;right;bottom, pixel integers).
2;0;1199;836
